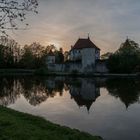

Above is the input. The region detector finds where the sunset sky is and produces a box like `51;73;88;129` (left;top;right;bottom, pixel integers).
10;0;140;54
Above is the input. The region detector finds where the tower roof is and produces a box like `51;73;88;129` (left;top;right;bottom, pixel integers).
72;38;100;50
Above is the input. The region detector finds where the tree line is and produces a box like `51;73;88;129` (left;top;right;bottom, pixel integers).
0;36;140;73
101;38;140;73
0;36;65;69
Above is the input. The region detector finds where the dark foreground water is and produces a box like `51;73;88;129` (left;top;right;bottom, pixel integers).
0;76;140;140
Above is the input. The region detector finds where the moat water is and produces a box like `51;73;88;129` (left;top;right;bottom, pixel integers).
0;76;140;140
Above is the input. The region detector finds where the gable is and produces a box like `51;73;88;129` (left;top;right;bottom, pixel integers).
72;38;100;50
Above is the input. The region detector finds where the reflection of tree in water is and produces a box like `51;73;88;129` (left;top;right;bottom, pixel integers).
45;78;64;97
0;77;100;110
0;77;21;106
66;79;100;112
1;76;140;110
0;77;65;106
106;78;140;108
20;77;50;106
20;77;64;106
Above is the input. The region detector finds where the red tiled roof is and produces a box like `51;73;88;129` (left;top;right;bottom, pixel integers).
72;38;100;50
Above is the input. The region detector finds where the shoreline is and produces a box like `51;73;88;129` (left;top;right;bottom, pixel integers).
0;69;139;77
39;72;139;77
0;106;102;140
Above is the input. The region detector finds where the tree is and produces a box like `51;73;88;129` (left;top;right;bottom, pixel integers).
40;44;57;66
107;38;140;73
28;42;45;68
101;52;113;60
43;45;56;55
28;42;44;57
0;36;21;68
55;48;64;64
0;0;38;36
20;43;47;69
64;51;69;62
20;45;35;69
0;44;6;67
106;78;140;108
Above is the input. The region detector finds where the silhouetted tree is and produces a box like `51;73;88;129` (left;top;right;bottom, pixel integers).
19;43;47;68
107;38;140;73
64;51;69;62
0;36;21;68
55;48;64;63
106;78;140;108
20;45;35;69
101;52;113;60
0;37;65;69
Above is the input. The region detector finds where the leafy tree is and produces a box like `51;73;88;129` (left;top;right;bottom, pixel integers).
27;42;44;57
107;39;140;73
0;44;6;67
0;37;65;69
64;51;69;62
20;45;35;69
55;48;64;64
41;45;56;61
25;42;45;68
20;43;57;69
41;45;61;65
101;52;113;60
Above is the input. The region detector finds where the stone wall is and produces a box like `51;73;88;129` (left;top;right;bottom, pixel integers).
47;62;82;72
96;60;109;73
47;64;65;72
65;62;82;72
47;60;109;73
82;48;96;70
46;56;55;64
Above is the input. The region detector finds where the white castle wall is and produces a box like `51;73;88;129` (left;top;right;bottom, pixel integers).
65;63;82;72
81;48;96;71
46;56;55;64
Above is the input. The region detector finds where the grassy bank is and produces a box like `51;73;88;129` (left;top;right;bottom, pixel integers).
0;106;102;140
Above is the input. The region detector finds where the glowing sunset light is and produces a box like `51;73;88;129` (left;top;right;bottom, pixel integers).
46;41;61;50
10;0;140;54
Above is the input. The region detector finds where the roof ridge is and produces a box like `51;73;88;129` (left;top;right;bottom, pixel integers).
72;38;100;50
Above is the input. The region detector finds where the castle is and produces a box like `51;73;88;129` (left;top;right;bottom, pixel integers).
47;37;108;73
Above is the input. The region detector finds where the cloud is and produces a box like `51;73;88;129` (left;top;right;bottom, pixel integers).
12;0;140;53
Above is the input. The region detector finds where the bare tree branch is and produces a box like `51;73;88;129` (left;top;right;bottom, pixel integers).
0;0;38;36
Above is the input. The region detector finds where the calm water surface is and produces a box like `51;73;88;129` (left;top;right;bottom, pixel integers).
0;76;140;140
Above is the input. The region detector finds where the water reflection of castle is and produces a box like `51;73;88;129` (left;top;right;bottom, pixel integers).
69;79;100;111
45;78;101;111
0;77;100;111
0;77;140;110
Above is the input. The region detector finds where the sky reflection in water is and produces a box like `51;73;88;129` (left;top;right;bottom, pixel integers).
0;76;140;140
